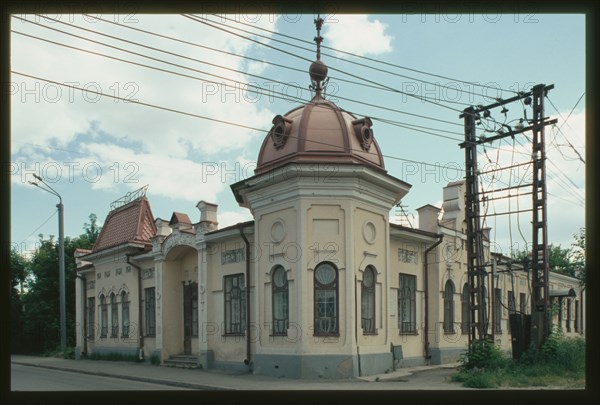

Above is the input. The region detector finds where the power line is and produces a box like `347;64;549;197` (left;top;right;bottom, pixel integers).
11;70;465;174
206;13;501;103
208;14;519;96
183;14;467;115
546;94;585;164
19;208;58;246
14;17;466;137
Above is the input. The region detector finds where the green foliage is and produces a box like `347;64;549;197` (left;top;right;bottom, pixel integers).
570;228;585;286
150;353;161;365
458;338;507;372
11;214;102;354
87;352;141;362
514;240;582;278
453;331;585;388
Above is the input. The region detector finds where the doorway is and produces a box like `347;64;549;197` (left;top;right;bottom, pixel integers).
183;282;198;355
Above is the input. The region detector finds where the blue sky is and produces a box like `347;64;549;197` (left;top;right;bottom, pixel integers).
10;13;585;258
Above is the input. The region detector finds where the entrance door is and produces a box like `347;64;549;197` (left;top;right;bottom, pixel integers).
183;282;198;355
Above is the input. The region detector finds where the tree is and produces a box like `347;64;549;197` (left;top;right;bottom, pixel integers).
514;243;577;277
14;213;102;354
10;247;28;352
570;228;585;286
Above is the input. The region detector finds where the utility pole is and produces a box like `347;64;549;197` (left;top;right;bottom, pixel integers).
530;84;551;348
460;84;556;349
462;106;489;345
30;174;66;351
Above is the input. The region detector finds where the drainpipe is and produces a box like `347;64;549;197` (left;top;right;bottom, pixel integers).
238;223;252;368
75;274;87;356
423;234;444;363
126;253;144;361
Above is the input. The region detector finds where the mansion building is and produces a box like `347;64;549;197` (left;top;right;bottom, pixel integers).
74;54;584;379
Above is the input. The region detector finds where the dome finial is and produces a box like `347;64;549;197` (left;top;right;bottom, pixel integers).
309;14;328;96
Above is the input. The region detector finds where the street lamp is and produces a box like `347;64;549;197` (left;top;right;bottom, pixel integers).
29;174;66;351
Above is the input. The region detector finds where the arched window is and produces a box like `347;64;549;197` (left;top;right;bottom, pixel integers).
443;280;455;334
99;294;108;338
314;262;338;336
121;291;130;338
361;266;376;334
461;283;469;333
110;293;118;337
272;266;289;335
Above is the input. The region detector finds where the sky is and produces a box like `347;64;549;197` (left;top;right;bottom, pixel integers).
10;12;585;259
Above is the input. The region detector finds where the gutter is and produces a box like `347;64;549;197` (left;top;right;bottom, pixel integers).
423;234;444;362
126;252;145;361
238;223;252;369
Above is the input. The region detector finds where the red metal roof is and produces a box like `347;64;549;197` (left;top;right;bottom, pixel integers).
169;211;192;225
92;196;157;253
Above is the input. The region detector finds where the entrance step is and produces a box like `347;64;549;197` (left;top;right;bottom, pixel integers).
163;354;200;369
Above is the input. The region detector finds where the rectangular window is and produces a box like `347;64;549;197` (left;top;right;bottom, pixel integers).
398;274;416;333
145;287;156;336
507;291;516;334
520;292;527;315
224;274;246;335
494;288;502;334
87;297;95;339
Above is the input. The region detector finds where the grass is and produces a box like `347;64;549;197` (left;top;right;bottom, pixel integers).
452;330;585;389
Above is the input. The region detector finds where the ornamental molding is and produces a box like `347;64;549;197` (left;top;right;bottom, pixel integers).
162;231;197;257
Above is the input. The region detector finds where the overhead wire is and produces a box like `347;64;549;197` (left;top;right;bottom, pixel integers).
207;13;512;101
210;14;519;95
14;15;466;138
11;70;466;174
182;14;471;115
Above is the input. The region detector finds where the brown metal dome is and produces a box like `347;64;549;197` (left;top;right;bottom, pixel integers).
255;93;386;174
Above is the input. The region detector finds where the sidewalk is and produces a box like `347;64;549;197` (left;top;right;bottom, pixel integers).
11;354;462;390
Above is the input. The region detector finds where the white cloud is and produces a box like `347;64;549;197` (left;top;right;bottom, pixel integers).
217;209;253;229
323;15;393;57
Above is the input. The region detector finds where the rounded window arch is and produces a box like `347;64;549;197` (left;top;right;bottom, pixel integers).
443;280;455;334
99;294;108;338
271;265;289;335
121;290;130;338
110;292;118;338
314;262;338;336
361;266;376;334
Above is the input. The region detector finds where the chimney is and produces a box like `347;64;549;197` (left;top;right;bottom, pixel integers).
155;218;172;237
196;201;218;232
416;204;440;233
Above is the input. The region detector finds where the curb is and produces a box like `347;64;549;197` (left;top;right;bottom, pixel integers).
11;361;233;391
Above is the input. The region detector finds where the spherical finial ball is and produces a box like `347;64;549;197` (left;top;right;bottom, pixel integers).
309;59;328;82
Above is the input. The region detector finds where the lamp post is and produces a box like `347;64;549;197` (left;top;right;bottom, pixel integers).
29;174;66;351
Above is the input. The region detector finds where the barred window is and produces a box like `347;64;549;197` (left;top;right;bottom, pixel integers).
361;266;376;334
110;293;118;338
100;295;108;338
224;274;246;335
314;262;338;336
520;292;527;315
507;291;516;333
443;280;455;334
566;298;572;332
493;288;502;334
121;291;130;338
272;266;289;335
145;287;156;336
398;274;416;333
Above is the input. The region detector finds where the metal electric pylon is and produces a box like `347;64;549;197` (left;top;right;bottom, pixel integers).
460;84;556;349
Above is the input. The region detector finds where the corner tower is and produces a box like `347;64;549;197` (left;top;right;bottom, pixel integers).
231;17;411;378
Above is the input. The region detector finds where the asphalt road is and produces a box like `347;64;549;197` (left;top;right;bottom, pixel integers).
11;364;189;391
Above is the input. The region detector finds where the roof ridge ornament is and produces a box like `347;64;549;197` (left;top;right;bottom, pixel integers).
309;14;329;96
